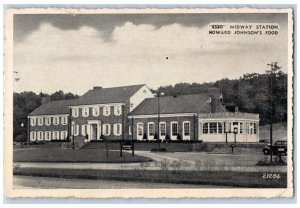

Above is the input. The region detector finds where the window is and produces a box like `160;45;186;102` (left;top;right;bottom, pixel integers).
171;122;178;136
38;117;43;126
92;107;99;116
137;123;144;140
74;125;79;136
249;123;254;134
114;123;122;136
160;122;166;138
82;107;89;117
53;117;59;125
52;131;59;140
61;131;68;140
129;126;132;135
183;122;190;136
82;125;88;136
45;117;51;126
240;122;244;134
37;131;44;140
72;108;79;117
104;106;111;116
45;131;51;141
103;124;111;136
30;131;36;141
114;105;122;116
148;122;155;139
209;123;217;134
203;123;209;134
254;123;257;134
217;122;223;134
61;116;68;125
30;117;36;126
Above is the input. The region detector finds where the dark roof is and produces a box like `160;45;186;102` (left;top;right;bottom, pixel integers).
71;84;145;106
29;99;79;116
129;93;224;115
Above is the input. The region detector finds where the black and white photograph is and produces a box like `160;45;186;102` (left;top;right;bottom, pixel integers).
4;7;294;198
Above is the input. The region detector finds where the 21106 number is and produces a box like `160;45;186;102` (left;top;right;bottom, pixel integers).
263;173;281;179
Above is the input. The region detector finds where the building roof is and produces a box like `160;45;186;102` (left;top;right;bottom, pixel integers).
70;84;145;106
28;99;78;116
129;93;225;116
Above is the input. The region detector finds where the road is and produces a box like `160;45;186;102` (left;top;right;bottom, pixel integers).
13;175;223;189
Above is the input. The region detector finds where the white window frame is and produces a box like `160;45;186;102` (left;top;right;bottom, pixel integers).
53;116;59;126
137;122;144;140
182;121;190;140
81;124;88;136
37;131;44;141
147;122;155;140
114;123;122;136
159;122;166;140
30;131;36;141
61;116;68;125
114;105;122;116
52;131;59;140
45;131;51;141
45;117;51;126
72;108;79;117
103;106;111;116
170;121;178;140
103;124;111;136
74;125;80;136
37;117;43;126
92;106;100;117
30;117;36;126
82;107;89;117
61;131;68;140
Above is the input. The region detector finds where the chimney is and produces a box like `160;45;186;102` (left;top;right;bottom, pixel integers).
207;88;222;113
93;86;102;90
235;106;239;113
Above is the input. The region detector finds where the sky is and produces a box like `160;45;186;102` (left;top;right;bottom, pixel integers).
13;13;288;95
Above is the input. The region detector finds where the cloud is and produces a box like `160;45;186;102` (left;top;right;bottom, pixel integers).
14;22;287;95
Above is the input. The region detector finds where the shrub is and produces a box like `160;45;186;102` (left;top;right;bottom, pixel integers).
159;159;170;171
170;160;182;171
177;133;182;141
151;148;166;152
142;133;147;141
165;133;171;141
194;160;202;171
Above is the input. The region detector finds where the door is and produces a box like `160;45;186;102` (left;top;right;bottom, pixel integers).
90;124;98;141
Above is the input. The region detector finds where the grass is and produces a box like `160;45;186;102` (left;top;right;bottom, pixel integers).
13;148;152;163
13;167;287;188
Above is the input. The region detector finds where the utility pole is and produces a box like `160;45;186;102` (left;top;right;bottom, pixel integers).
266;62;280;163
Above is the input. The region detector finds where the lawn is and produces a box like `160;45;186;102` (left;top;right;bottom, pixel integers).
13;148;151;163
14;167;287;188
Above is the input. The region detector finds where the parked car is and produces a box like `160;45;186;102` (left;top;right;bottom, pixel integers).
263;140;287;155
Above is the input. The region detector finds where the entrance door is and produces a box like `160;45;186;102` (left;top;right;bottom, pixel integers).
90;124;98;141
